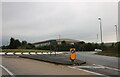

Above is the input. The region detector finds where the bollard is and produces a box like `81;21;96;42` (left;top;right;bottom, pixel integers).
35;52;37;55
21;52;24;55
29;52;31;55
41;52;43;55
5;52;8;55
70;48;76;62
13;52;16;55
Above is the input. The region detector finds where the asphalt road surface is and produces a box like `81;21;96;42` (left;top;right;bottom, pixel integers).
1;55;97;76
74;52;120;77
1;51;120;77
76;52;119;68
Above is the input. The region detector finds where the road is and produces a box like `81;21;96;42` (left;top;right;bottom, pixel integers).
1;51;119;77
74;52;120;76
76;52;119;68
1;55;98;76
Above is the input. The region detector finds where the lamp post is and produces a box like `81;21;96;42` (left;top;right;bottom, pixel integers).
98;17;103;51
98;17;103;44
115;25;118;42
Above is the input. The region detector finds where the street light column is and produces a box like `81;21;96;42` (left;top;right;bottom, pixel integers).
115;25;118;42
98;17;103;44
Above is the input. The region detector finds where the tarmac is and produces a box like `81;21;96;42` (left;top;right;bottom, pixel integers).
20;54;86;65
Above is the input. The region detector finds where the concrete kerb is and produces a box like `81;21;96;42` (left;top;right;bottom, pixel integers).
20;54;86;66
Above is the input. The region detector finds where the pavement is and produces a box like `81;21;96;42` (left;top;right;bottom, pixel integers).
20;54;86;65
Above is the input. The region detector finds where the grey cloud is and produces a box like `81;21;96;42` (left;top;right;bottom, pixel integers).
2;2;118;45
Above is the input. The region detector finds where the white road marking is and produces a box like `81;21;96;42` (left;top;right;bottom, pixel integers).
93;64;120;72
68;66;110;77
74;66;105;69
0;65;15;77
75;64;120;71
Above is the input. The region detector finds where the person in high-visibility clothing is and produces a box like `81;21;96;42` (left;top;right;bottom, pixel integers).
70;48;76;62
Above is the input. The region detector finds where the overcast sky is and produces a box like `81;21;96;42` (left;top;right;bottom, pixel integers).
1;1;119;45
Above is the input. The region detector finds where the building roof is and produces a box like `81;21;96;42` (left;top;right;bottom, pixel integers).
33;38;80;45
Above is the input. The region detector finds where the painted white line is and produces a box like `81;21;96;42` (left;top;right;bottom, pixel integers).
68;66;109;77
93;64;120;72
74;66;105;69
0;65;15;77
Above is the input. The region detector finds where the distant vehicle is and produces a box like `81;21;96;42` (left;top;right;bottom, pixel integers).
95;49;102;51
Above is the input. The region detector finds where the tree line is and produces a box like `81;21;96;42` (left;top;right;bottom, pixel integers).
36;40;119;52
1;37;119;52
2;37;35;49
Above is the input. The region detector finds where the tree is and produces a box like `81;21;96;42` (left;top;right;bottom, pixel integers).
2;45;9;49
9;37;15;49
77;41;85;51
79;41;85;44
19;41;27;49
94;43;100;49
100;43;106;51
14;39;21;48
61;41;66;45
9;38;21;49
61;41;67;51
50;40;57;51
26;43;35;49
115;42;120;52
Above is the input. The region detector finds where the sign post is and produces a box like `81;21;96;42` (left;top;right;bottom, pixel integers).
70;48;76;62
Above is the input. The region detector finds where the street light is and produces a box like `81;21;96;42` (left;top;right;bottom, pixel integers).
98;17;103;44
115;25;118;42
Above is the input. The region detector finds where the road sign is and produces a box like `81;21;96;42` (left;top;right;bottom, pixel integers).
70;48;76;61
